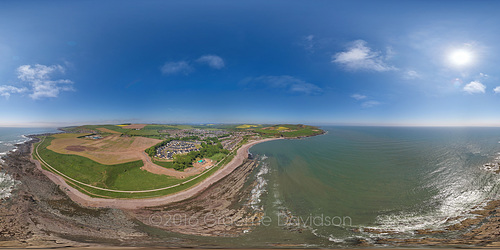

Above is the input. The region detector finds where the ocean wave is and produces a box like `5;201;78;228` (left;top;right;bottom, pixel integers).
247;162;269;211
0;172;19;200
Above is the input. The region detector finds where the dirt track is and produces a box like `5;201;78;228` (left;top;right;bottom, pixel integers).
31;138;281;209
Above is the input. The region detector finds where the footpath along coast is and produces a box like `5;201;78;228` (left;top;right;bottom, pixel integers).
30;137;282;209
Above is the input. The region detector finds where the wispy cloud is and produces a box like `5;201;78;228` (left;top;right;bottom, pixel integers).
463;81;486;94
332;40;397;72
0;64;74;100
351;94;367;100
301;35;315;52
479;72;489;78
242;75;322;95
493;86;500;94
196;55;225;69
351;93;380;108
162;55;225;74
0;85;28;98
161;61;193;75
361;100;381;108
403;70;420;79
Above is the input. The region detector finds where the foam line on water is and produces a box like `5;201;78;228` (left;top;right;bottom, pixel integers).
248;160;270;211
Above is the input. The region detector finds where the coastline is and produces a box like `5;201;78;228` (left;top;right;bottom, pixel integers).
6;129;500;247
0;135;278;247
30;136;282;209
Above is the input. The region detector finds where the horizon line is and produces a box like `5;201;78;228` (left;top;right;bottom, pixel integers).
2;121;500;128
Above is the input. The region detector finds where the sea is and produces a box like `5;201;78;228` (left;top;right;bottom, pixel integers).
0;127;60;200
237;126;500;247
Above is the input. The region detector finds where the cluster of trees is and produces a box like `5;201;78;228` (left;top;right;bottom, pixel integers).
204;137;219;144
172;142;229;171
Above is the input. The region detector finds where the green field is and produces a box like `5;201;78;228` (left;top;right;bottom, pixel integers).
33;136;221;198
152;159;175;169
208;153;226;162
253;124;323;138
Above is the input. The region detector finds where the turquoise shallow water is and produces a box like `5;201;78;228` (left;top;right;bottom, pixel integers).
245;126;500;246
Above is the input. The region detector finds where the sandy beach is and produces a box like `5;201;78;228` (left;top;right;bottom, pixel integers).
30;137;281;209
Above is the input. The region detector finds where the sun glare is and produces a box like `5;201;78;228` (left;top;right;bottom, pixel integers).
449;49;473;66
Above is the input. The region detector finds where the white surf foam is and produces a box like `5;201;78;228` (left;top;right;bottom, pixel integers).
248;162;269;211
0;172;19;200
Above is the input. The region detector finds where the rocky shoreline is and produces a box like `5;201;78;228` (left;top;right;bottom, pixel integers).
0;137;265;247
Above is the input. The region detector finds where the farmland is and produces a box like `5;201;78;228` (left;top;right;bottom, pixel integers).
33;135;225;198
47;133;160;164
253;124;324;138
33;123;323;199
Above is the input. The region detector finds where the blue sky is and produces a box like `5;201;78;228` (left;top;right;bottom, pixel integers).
2;0;500;127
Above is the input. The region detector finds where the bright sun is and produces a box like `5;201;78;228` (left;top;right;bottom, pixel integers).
449;49;473;66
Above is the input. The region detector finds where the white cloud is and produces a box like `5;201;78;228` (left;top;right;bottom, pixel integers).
196;55;225;69
493;86;500;94
161;61;193;75
463;81;486;94
245;75;322;95
351;94;366;100
362;100;381;108
0;85;28;98
14;64;74;100
332;40;397;72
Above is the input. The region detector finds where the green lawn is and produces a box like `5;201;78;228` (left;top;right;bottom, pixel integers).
209;152;226;162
